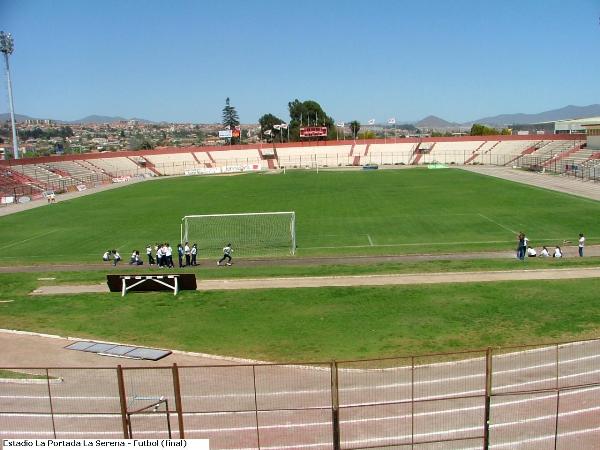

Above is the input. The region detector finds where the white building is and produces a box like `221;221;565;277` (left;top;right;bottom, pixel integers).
554;116;600;134
583;123;600;150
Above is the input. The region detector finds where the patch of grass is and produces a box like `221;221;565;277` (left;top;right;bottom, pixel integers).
0;369;50;380
0;169;598;263
7;256;600;284
2;272;600;361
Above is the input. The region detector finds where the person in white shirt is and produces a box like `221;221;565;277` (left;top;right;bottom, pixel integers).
527;247;537;257
156;245;164;268
146;244;155;265
523;235;529;257
112;250;121;266
540;246;550;257
165;243;174;268
184;242;191;267
129;250;143;265
578;233;585;257
102;250;111;262
191;243;198;266
553;246;562;258
217;243;233;266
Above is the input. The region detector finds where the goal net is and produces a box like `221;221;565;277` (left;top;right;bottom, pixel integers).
181;212;296;257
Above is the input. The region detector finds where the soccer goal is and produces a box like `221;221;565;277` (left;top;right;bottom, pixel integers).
181;212;296;257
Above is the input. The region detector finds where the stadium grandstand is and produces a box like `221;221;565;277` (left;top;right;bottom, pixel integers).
0;133;595;203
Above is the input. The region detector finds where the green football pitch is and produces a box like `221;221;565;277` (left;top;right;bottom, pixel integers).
0;168;598;264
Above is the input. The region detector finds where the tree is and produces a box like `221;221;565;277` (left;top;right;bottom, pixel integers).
349;121;361;139
128;135;154;150
195;131;205;145
470;123;500;136
222;97;240;144
288;99;335;141
258;113;285;142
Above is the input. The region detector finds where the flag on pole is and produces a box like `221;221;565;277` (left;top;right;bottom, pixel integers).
336;122;345;127
280;123;288;129
388;118;396;125
368;119;375;125
264;129;272;136
273;124;282;130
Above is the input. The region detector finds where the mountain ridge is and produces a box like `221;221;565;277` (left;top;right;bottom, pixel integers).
2;104;599;127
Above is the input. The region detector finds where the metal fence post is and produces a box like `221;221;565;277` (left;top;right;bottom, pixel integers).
554;390;561;450
484;347;492;450
331;361;341;450
172;363;185;438
252;365;261;449
45;368;57;438
116;365;129;438
411;356;415;450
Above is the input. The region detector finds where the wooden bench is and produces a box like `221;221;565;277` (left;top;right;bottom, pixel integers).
106;274;197;296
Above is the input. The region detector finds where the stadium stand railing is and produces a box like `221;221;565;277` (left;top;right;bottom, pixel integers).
2;336;600;449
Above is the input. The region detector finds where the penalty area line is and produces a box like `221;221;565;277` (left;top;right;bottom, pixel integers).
478;213;517;235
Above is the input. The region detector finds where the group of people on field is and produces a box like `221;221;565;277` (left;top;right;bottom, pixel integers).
144;242;198;268
516;232;585;260
103;242;234;267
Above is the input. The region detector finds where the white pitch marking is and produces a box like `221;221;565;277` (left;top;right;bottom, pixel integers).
478;213;517;234
1;230;58;250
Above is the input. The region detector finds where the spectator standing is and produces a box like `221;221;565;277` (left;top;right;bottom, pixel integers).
191;243;198;266
156;245;164;268
146;244;155;265
177;244;184;268
516;232;526;261
112;250;121;266
184;242;191;267
166;243;174;268
578;233;585;257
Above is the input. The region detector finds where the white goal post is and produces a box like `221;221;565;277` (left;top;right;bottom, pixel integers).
181;212;296;257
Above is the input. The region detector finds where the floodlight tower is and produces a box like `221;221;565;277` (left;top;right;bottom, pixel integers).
0;31;19;160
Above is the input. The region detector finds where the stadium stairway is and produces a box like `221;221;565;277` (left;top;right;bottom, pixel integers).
542;142;585;168
141;157;162;175
410;142;423;165
191;152;203;165
504;141;543;166
464;141;488;164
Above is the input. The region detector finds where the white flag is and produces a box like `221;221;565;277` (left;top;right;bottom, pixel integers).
273;124;282;130
336;122;345;127
388;118;396;125
264;129;272;136
280;123;288;129
368;119;375;125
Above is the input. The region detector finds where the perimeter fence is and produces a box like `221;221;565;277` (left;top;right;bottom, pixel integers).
2;338;600;449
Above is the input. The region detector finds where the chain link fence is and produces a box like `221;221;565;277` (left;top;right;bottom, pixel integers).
2;338;600;448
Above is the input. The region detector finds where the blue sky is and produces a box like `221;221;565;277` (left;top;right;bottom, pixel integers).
1;0;599;123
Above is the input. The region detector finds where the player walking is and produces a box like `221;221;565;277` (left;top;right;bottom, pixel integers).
578;233;585;257
217;243;233;266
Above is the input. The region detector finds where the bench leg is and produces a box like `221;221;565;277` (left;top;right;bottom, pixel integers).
122;279;126;297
